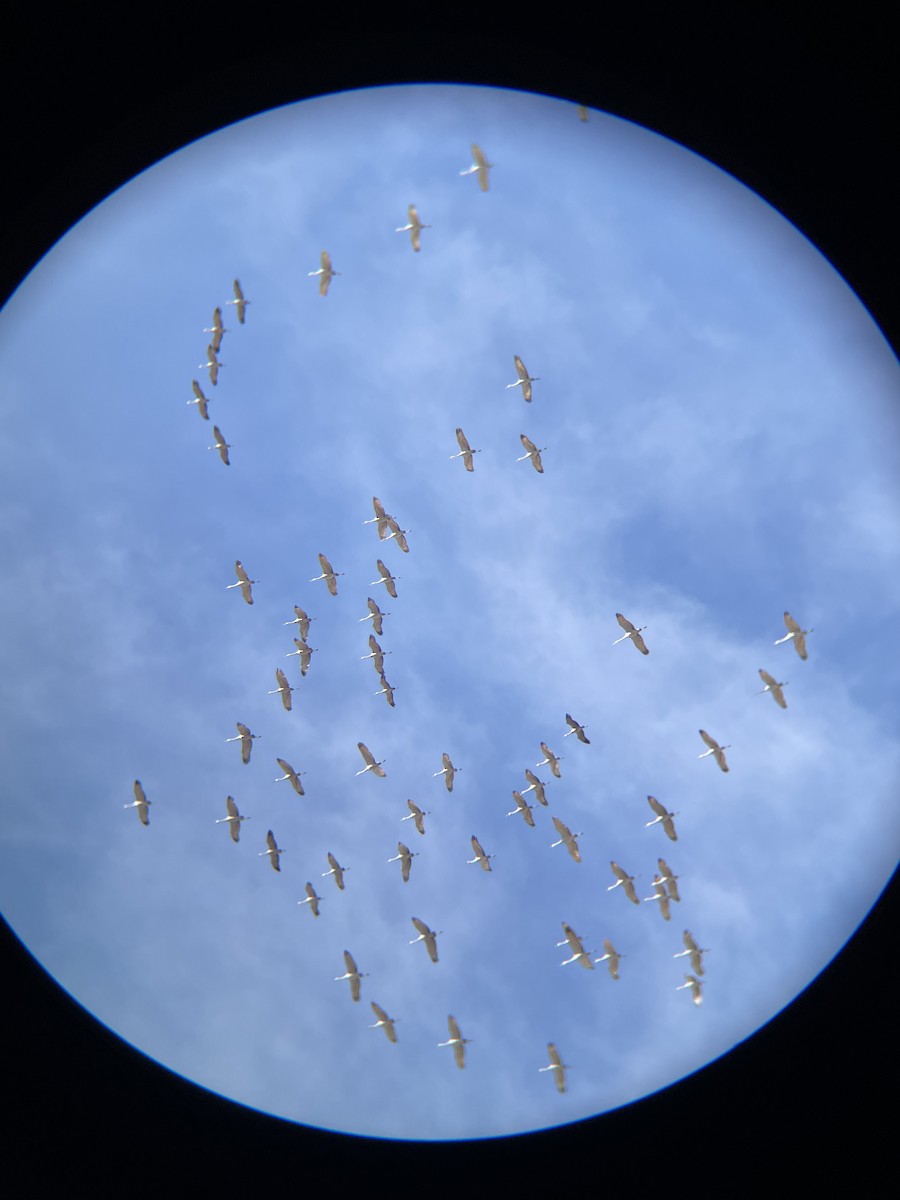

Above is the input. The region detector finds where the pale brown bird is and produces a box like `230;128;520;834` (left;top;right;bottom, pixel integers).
645;795;678;842
188;379;211;420
643;874;672;921
226;559;257;605
308;249;339;296
209;424;231;465
387;841;417;883
674;930;709;976
516;433;546;473
433;752;458;792
215;794;249;843
438;1015;471;1068
410;917;441;963
124;779;150;826
283;604;313;641
608;861;639;905
226;278;250;324
506;355;539;403
595;938;622;979
564;713;590;744
550;816;582;862
774;610;813;660
274;757;305;796
259;829;283;872
451;426;481;472
613;612;649;654
268;667;294;712
657;858;681;903
363;496;391;540
335;950;368;1002
203;306;226;352
372;558;398;599
356;742;386;778
322;851;349;890
677;974;704;1006
467;834;494;871
395;203;430;252
557;922;593;969
226;722;258;764
507;790;536;827
369;1001;399;1042
402;799;429;835
311;553;343;596
523;768;548;806
298;882;321;917
359;597;388;636
460;143;493;191
539;1043;569;1093
538;742;562;779
758;668;788;709
698;729;730;773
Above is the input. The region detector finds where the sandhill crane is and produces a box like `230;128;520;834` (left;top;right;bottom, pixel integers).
199;344;222;386
775;611;813;661
516;433;546;473
356;741;386;778
268;667;294;711
674;930;708;976
557;922;593;968
124;779;150;825
208;424;231;465
467;835;494;871
310;553;342;596
539;1043;570;1093
226;278;249;324
363;497;391;540
375;672;396;708
359;597;388;636
361;633;390;675
215;795;249;843
226;559;257;605
226;722;258;764
643;875;671;921
388;841;417;883
335;950;368;1002
523;768;549;806
322;851;349;890
395;204;430;252
698;729;730;773
410;917;441;963
758;668;788;709
538;742;562;779
645;795;678;842
506;355;540;403
274;757;305;795
369;1001;399;1042
298;882;321;916
613;613;649;654
203;306;226;352
438;1015;471;1068
372;559;398;599
188;379;211;420
595;938;622;979
451;427;481;472
433;752;458;792
384;516;410;553
460;143;493;191
608;861;639;905
657;858;681;903
507;790;536;827
284;604;314;641
308;250;339;296
402;799;429;835
550;816;582;862
564;713;590;744
677;974;703;1006
259;829;283;872
286;638;316;676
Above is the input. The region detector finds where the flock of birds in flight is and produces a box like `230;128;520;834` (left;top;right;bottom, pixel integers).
127;117;818;1103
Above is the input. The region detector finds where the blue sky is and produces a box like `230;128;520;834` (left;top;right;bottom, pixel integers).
1;83;898;1141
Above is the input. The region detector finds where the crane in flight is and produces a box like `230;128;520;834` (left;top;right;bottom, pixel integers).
283;604;314;641
359;597;388;636
657;858;681;903
286;638;316;676
356;742;386;778
259;829;284;872
564;713;590;744
608;861;640;904
395;204;430;252
198;344;222;386
310;553;343;596
506;355;539;403
538;742;562;779
226;278;250;324
523;768;549;806
467;835;494;871
516;433;546;473
124;779;150;826
361;634;390;675
539;1044;569;1093
226;559;257;605
369;1002;399;1043
438;1015;471;1068
451;427;481;472
557;922;593;969
758;668;788;709
188;379;211;420
226;722;258;764
402;799;429;835
208;424;231;465
507;790;536;827
372;559;399;599
643;874;672;921
308;250;339;296
774;611;813;660
550;817;582;862
677;974;704;1006
460;143;493;191
335;950;368;1002
274;757;305;795
387;841;417;883
613;613;649;655
698;729;730;773
433;752;459;792
375;672;396;707
268;667;294;711
203;306;226;353
409;917;441;963
674;930;708;976
298;882;321;917
215;795;249;842
363;496;391;541
595;938;622;979
322;851;349;890
645;795;678;842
